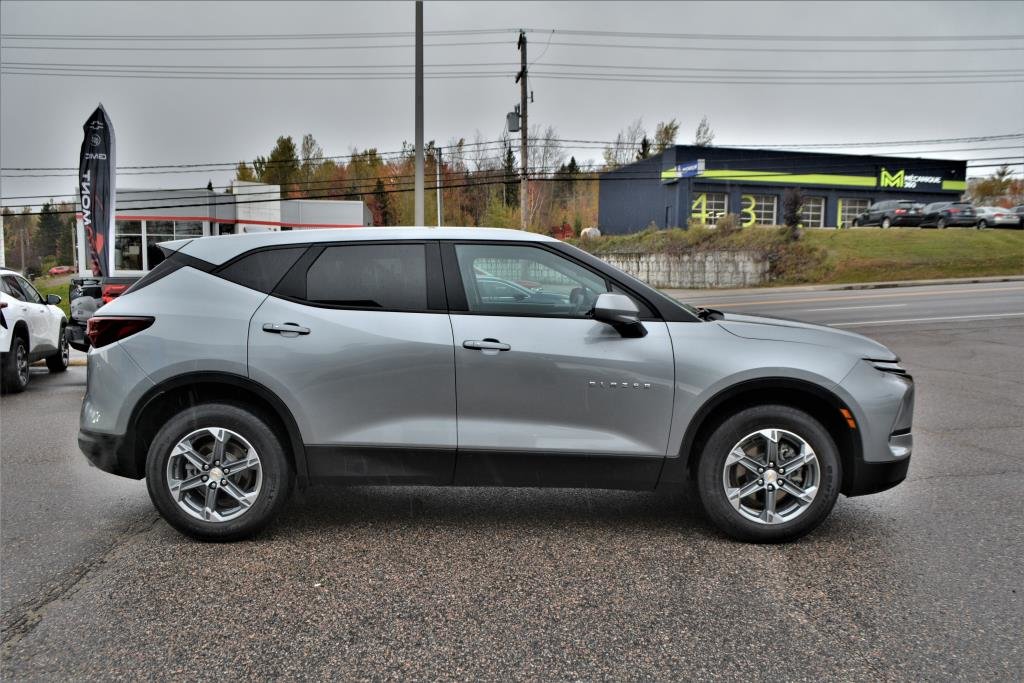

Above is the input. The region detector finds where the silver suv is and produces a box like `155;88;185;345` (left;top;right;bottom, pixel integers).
79;228;914;543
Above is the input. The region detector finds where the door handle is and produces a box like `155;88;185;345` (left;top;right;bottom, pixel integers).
463;339;511;351
262;322;310;336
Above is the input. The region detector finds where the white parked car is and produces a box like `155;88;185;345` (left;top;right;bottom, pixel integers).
1;268;69;393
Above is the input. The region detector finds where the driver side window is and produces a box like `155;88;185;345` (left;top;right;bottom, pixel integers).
454;243;609;318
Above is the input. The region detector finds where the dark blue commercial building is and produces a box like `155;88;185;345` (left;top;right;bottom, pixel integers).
598;146;968;233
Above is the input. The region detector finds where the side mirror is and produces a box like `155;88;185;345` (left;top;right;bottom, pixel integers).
592;293;646;338
47;294;62;306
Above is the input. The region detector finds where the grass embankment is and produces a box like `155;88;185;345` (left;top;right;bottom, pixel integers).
29;276;72;316
802;228;1024;284
571;226;1024;286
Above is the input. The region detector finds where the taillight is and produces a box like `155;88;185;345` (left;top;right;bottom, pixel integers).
87;316;154;348
948;208;959;214
101;283;129;304
895;209;906;215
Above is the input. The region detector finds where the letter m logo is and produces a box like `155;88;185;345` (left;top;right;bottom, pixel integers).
880;168;905;188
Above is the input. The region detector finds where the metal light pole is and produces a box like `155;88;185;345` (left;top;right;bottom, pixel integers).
414;1;424;226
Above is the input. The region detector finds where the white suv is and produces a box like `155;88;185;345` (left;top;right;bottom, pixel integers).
1;268;69;392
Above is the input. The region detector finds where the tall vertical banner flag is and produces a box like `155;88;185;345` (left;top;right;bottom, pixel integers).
78;105;115;276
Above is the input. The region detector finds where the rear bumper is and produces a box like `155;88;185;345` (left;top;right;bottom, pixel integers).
78;429;142;479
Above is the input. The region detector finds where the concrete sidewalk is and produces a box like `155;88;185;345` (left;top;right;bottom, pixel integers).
661;274;1024;300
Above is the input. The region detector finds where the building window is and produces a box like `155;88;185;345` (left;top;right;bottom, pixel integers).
801;196;825;228
217;223;236;235
839;198;871;228
141;220;207;270
114;220;143;271
691;192;728;225
741;194;778;226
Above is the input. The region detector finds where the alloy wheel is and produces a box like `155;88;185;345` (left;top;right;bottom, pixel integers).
722;429;820;525
60;333;69;366
16;344;29;385
166;427;263;523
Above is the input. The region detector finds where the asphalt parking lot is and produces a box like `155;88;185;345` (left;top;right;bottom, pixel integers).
1;281;1022;680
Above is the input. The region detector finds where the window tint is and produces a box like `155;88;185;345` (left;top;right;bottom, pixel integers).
2;275;26;301
218;247;306;294
455;243;609;317
15;276;43;304
305;244;427;310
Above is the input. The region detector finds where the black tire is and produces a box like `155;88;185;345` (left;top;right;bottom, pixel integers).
881;217;891;229
851;218;859;227
45;326;69;373
145;402;295;541
937;217;947;229
977;220;986;230
695;404;842;543
1;335;31;394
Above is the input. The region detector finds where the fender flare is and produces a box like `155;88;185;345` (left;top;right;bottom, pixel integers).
127;371;309;483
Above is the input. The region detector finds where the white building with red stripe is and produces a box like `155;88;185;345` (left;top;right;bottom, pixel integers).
75;181;370;275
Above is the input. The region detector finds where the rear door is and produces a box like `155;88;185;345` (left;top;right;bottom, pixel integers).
444;241;676;489
247;241;457;484
12;275;55;354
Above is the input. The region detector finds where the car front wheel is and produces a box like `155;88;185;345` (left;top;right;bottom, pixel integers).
145;402;295;541
696;405;842;543
1;336;31;393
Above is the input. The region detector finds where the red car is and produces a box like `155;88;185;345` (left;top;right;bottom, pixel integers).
48;265;75;276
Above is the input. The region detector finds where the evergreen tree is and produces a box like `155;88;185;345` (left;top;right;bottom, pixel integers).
637;136;652;160
373;179;394;226
502;142;519;208
37;201;64;260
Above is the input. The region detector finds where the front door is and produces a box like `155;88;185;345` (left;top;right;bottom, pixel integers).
445;242;676;489
248;241;457;484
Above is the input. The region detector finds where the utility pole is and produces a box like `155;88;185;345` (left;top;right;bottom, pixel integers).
516;30;528;230
436;146;443;227
414;0;424;226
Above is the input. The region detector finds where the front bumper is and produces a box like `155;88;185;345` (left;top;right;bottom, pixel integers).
78;429;143;479
845;453;910;496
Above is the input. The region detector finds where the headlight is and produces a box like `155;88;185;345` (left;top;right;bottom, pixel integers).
866;359;913;382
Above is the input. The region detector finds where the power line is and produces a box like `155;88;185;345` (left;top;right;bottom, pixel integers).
518;40;1024;54
0;40;509;52
3;134;1019;174
0;29;517;41
521;28;1024;42
7;61;1021;77
3;160;1017;213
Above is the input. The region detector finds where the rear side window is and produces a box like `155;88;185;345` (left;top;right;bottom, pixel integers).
217;247;306;294
2;275;26;301
305;244;427;310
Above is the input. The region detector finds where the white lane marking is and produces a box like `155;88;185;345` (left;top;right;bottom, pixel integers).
694;285;1024;308
804;303;907;313
834;312;1024;327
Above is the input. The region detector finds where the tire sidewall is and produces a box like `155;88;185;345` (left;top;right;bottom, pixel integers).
47;326;69;372
881;217;891;229
696;405;842;543
145;402;294;541
3;336;30;393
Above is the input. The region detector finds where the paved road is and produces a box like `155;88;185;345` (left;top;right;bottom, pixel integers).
1;281;1022;679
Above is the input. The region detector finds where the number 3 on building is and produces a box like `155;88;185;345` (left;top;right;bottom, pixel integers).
740;194;757;227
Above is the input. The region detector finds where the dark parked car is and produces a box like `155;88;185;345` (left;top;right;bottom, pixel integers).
919;202;977;229
852;200;923;228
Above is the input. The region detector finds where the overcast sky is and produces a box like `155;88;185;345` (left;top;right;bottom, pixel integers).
2;0;1022;207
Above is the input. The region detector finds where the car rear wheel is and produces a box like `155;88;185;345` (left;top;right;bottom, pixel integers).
45;326;69;373
881;217;891;229
695;404;842;543
977;220;987;229
1;336;31;394
145;402;294;541
937;217;947;229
